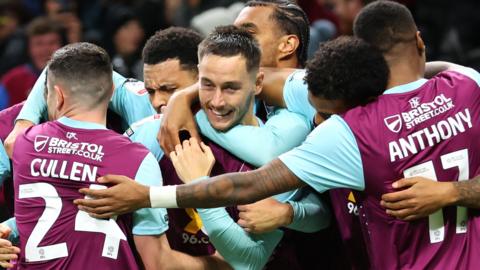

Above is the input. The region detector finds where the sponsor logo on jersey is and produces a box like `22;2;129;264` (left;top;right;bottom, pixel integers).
34;135;49;152
34;135;105;161
384;94;454;133
384;115;402;133
347;192;359;216
124;79;147;96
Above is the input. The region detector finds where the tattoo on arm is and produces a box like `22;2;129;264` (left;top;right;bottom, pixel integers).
177;159;305;208
453;175;480;208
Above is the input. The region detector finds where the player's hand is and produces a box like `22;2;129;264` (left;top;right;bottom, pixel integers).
4;119;34;158
74;175;150;219
381;177;456;221
237;198;293;233
0;223;12;239
159;87;200;156
171;137;215;183
0;238;20;269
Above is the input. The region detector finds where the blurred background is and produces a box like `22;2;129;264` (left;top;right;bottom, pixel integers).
0;0;479;113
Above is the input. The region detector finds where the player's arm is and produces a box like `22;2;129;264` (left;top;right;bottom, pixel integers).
197;108;310;167
135;234;232;270
159;84;201;155
109;72;156;125
237;188;330;234
170;137;283;270
76;116;364;215
132;151;232;270
424;61;477;79
381;175;480;221
4;70;153;157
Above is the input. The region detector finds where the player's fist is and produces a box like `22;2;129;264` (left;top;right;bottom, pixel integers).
171;137;215;183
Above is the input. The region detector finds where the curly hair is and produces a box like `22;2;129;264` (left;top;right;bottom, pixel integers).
198;25;261;73
142;27;203;73
305;36;389;107
246;0;309;67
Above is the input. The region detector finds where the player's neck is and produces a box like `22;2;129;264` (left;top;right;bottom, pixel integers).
240;102;259;127
58;107;107;127
386;59;423;89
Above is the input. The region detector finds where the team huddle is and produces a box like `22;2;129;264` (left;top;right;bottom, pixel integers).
1;0;480;269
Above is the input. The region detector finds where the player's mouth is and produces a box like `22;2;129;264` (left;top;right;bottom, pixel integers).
208;108;233;121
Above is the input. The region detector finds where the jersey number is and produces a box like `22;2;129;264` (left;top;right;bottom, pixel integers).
19;183;127;262
403;149;468;244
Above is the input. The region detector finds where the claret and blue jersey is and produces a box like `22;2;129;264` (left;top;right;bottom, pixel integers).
280;67;480;269
12;117;167;270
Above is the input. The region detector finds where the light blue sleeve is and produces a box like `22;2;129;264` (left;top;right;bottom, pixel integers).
16;68;47;124
197;207;283;270
132;153;168;235
196;108;310;167
16;70;155;125
286;189;331;233
279;115;365;193
3;217;19;244
271;187;330;233
126;115;164;161
282;70;316;128
0;141;11;186
110;72;156;126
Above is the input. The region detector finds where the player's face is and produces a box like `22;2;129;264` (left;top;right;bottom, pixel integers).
29;32;62;70
199;54;260;131
234;6;281;67
144;59;197;113
308;91;349;126
332;0;364;35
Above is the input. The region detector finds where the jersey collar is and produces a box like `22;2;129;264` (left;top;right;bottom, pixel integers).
57;117;107;130
383;78;428;95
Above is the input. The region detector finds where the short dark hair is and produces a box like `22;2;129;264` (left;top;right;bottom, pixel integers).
246;0;310;67
305;36;389;107
198;25;261;73
26;16;63;38
353;0;417;53
48;42;112;108
142;27;203;73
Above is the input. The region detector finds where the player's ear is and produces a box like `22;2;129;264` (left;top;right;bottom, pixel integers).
254;70;264;96
54;85;64;111
415;31;425;56
278;35;299;61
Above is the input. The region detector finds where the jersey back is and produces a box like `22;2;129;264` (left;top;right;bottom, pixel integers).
13;121;149;270
343;71;480;269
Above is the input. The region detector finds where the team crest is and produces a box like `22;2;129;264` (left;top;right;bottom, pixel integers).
384;115;402;133
34;135;49;152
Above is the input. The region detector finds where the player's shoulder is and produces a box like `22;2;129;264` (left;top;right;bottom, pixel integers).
434;67;480;88
120;77;149;97
125;114;162;140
